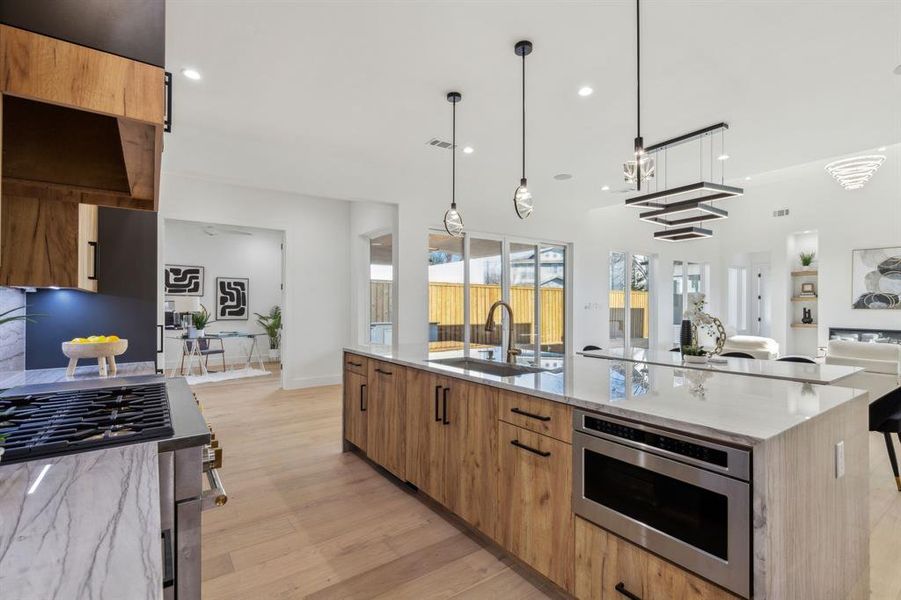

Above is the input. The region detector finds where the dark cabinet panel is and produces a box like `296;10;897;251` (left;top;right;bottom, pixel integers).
0;0;165;67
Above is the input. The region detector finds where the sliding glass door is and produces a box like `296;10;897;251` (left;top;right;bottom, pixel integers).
428;231;568;362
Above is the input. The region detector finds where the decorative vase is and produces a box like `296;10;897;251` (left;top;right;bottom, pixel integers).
679;319;693;353
801;308;814;325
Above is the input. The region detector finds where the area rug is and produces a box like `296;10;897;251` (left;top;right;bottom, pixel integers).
183;367;271;386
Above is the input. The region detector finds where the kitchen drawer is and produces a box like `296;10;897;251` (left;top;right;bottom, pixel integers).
499;390;572;443
574;517;740;600
344;353;369;376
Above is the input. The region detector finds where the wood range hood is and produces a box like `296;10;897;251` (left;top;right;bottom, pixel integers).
0;24;165;212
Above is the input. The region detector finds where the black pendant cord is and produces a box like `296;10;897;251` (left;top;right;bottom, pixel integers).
452;98;456;209
521;51;526;181
636;0;641;143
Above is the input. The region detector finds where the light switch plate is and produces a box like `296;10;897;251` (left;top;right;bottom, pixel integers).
835;440;845;479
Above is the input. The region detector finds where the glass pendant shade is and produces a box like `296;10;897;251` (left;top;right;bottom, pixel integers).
444;205;464;237
623;155;656;184
513;178;533;219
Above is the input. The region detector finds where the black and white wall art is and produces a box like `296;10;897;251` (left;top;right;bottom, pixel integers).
216;277;249;320
165;265;204;296
852;247;901;309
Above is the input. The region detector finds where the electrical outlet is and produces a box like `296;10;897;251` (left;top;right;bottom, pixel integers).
835;441;845;479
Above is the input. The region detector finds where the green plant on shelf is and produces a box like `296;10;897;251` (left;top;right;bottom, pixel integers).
799;251;816;267
681;345;707;357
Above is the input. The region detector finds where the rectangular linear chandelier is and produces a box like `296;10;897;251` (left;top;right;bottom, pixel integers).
624;123;743;241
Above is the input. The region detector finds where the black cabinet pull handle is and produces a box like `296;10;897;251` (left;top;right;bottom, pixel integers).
161;528;174;588
347;360;363;367
157;324;164;353
614;583;641;600
510;439;550;457
88;241;99;281
510;407;551;422
375;368;393;376
434;385;442;422
360;383;367;412
442;387;450;425
164;71;173;132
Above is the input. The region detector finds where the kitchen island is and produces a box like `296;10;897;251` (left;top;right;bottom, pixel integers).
342;344;870;600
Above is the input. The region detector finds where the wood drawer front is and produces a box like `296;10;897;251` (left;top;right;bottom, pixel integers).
344;353;368;376
499;390;572;443
498;422;574;593
575;517;740;600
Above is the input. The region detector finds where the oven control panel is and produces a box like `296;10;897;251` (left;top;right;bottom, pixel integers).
583;415;728;468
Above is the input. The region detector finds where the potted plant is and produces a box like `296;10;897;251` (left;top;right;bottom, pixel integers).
190;305;211;338
681;345;709;364
255;306;282;361
799;251;816;270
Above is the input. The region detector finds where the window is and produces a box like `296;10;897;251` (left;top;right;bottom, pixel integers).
369;234;393;344
671;260;708;343
428;233;465;351
727;266;748;332
610;251;653;349
427;231;569;362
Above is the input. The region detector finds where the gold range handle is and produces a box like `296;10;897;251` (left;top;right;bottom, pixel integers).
202;468;228;510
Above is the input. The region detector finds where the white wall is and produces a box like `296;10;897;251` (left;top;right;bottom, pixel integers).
163;219;284;369
349;202;397;345
160;173;350;389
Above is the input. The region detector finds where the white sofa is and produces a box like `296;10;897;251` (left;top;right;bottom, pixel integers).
720;335;780;360
825;340;901;375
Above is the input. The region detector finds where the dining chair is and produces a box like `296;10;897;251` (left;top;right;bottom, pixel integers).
720;351;756;359
198;337;227;373
776;355;817;364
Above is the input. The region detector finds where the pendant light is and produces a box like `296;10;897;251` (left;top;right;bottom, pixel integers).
443;91;464;237
513;40;534;219
623;0;655;189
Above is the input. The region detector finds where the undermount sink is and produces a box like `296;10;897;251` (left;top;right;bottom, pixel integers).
427;357;548;377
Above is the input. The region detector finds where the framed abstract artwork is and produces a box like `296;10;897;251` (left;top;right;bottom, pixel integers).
165;265;204;296
852;247;901;309
216;277;249;320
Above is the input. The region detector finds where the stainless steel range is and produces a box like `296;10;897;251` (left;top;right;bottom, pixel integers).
572;410;752;598
0;376;225;600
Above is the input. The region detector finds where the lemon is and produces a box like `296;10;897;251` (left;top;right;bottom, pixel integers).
87;335;103;343
106;335;120;342
71;337;86;344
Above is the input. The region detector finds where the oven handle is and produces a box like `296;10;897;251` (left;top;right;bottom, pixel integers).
614;582;642;600
202;468;228;510
511;439;551;457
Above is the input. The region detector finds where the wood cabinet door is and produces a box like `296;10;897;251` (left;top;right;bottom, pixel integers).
574;517;740;600
498;421;574;592
76;203;98;292
343;370;368;451
404;369;447;504
367;360;406;480
445;379;498;540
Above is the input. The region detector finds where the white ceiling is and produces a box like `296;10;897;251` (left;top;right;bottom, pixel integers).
163;1;901;213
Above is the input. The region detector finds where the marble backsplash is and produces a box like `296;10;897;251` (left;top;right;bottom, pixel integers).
0;287;25;372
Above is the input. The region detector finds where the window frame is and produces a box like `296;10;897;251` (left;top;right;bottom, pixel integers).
609;250;656;350
428;229;572;359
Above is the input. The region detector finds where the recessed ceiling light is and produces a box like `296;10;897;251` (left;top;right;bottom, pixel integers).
717;154;730;161
462;146;474;154
878;146;887;152
553;173;573;181
578;86;593;97
181;68;202;81
601;185;611;191
744;176;751;181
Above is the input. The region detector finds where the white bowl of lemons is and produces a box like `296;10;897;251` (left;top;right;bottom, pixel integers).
61;336;128;376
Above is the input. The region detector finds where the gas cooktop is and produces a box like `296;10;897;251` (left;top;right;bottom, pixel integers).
0;380;173;464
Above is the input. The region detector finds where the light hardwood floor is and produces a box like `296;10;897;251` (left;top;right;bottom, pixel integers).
194;372;901;599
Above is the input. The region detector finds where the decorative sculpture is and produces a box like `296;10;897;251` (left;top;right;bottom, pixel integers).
684;293;727;355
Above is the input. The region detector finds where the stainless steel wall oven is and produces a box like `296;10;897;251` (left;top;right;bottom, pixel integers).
572;410;752;598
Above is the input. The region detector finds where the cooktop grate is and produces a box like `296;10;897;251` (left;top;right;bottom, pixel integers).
0;382;173;463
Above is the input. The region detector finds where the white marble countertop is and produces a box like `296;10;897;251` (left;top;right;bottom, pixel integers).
578;347;862;385
0;443;161;599
0;361;156;390
346;344;868;446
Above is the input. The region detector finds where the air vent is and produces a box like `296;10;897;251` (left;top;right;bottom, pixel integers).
773;209;790;217
426;137;456;150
